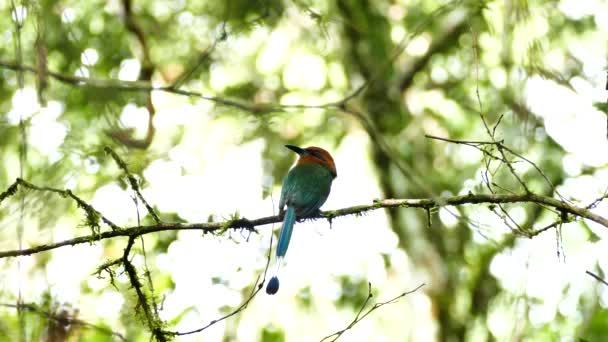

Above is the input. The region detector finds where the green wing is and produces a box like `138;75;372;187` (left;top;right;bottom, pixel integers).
279;163;333;216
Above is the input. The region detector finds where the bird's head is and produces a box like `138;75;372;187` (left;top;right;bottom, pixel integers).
285;145;337;179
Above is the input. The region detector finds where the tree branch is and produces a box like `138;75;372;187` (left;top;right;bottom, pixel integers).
104;147;161;223
1;188;606;258
320;283;425;342
161;214;275;337
0;59;335;114
122;236;166;341
106;0;157;149
586;270;608;287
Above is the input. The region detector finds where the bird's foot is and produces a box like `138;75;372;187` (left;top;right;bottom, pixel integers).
297;209;323;222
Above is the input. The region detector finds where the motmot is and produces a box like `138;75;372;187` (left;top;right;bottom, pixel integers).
266;145;337;295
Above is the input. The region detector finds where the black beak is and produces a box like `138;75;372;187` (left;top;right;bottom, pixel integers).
285;145;306;155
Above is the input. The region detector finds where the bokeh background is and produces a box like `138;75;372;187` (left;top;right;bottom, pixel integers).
1;0;608;341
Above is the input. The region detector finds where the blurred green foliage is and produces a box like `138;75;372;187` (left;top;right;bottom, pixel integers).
1;0;607;341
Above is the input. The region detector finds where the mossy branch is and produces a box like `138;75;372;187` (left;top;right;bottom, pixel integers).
104;146;161;223
0;178;120;232
1;186;606;258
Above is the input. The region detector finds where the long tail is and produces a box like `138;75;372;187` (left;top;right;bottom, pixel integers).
266;206;296;295
276;206;296;257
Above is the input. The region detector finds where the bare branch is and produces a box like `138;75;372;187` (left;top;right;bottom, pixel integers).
320;283;425;341
162;214;276;337
170;21;226;89
426;135;565;200
586;270;608;287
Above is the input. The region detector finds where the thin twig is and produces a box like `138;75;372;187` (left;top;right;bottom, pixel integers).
426;134;566;200
164;214;276;337
586;270;608;287
170;21;226;89
585;188;608;209
320;283;425;341
105;147;161;223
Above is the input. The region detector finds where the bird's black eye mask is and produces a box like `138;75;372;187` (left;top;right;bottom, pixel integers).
306;149;327;162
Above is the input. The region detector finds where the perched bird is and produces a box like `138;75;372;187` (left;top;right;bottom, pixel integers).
266;145;337;295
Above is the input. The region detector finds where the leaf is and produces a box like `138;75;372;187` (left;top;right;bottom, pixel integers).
593;102;608;116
